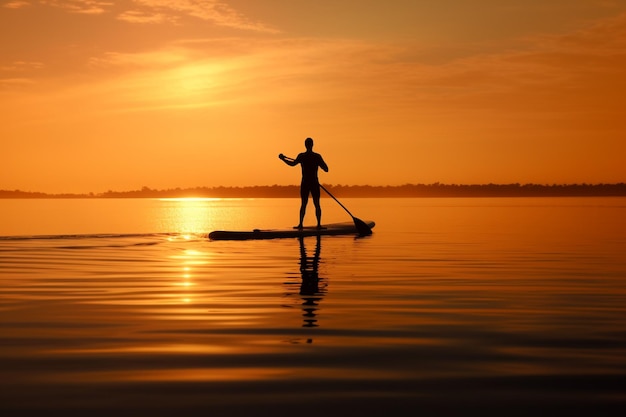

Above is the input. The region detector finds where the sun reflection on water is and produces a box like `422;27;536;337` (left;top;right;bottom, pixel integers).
167;238;211;306
158;198;217;235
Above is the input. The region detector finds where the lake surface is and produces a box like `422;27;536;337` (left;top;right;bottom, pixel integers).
1;198;625;416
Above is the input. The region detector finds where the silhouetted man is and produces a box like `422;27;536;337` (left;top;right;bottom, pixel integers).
279;137;329;229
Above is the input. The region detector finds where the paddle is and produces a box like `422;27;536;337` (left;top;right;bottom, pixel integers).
319;184;372;236
279;154;372;236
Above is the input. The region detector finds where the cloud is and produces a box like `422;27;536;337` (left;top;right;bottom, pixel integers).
0;61;45;72
0;61;43;91
40;0;113;14
88;49;189;68
35;7;626;118
124;0;279;32
5;9;625;130
3;1;30;8
0;77;36;87
372;12;626;106
117;9;177;24
9;1;278;32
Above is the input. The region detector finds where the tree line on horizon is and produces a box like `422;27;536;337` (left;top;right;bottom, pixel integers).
1;183;625;198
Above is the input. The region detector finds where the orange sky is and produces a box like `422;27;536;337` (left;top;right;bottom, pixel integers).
1;1;625;193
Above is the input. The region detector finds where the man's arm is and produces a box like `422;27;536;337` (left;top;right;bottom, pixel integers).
319;155;329;172
279;153;299;167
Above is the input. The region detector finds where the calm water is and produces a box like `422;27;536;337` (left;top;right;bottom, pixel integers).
1;198;625;416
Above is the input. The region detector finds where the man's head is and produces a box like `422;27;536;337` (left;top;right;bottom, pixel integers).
305;137;314;150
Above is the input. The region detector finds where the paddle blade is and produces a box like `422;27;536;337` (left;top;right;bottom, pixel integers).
353;217;373;236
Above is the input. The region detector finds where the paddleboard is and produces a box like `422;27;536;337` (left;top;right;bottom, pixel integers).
208;220;375;240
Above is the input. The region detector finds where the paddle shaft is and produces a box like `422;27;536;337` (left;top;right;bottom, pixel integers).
319;184;355;218
319;184;372;236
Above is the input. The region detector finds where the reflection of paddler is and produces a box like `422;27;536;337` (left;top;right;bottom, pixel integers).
298;235;325;328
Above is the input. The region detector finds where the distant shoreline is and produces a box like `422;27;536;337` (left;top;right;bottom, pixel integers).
1;183;625;198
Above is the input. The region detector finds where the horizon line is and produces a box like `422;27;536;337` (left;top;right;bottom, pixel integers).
1;182;625;198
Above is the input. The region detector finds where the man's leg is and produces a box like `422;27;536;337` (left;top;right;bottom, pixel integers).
312;186;322;227
297;187;309;228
